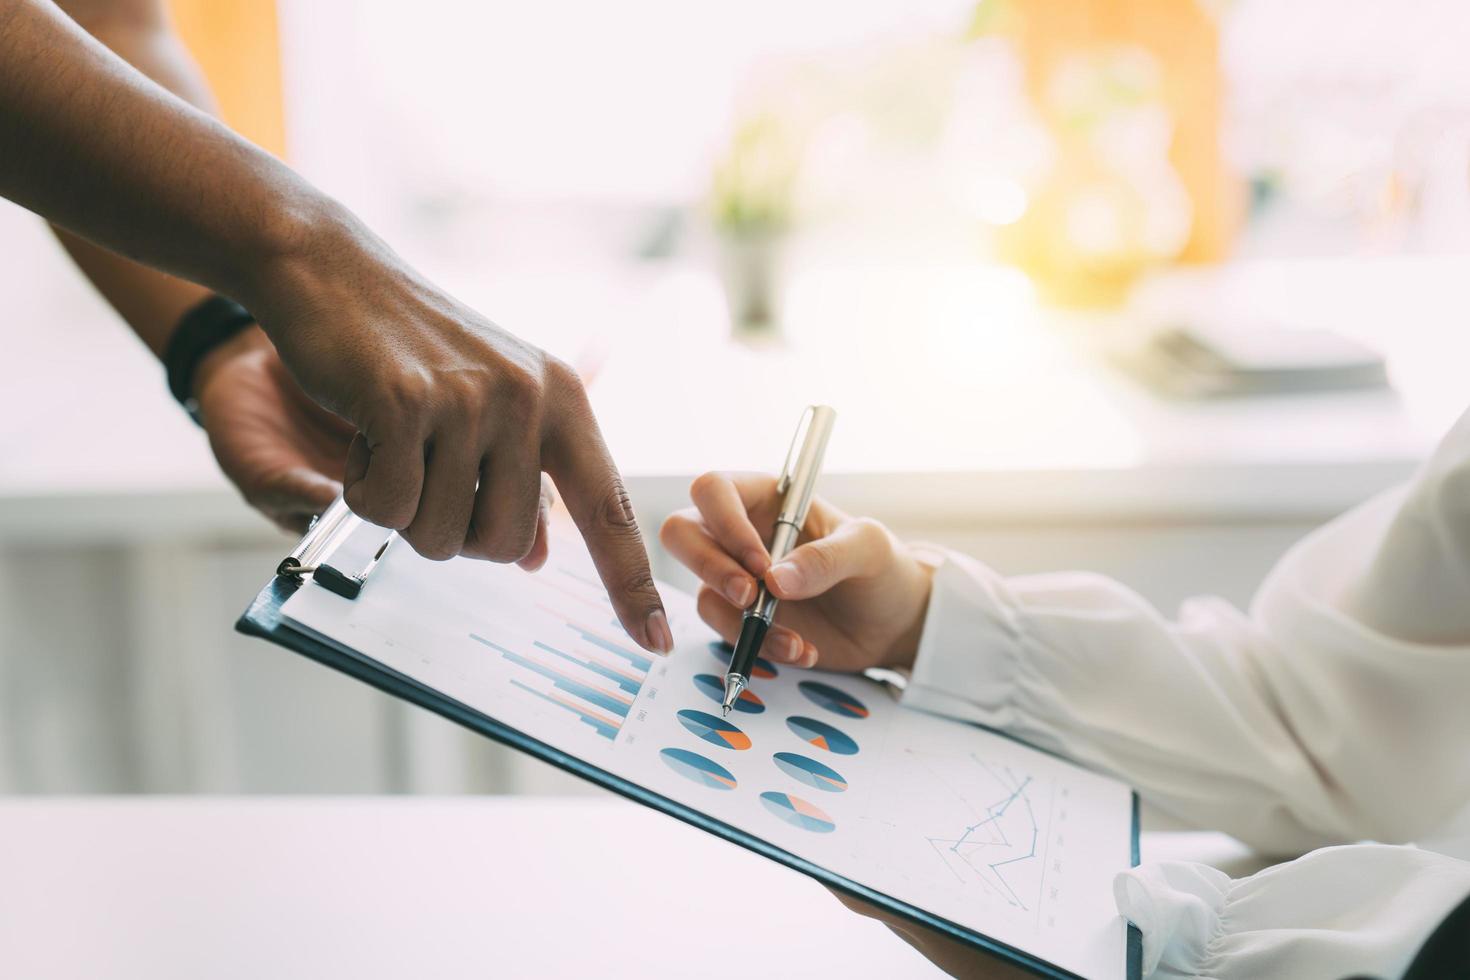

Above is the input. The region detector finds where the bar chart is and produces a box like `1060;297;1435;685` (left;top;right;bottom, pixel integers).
473;615;655;742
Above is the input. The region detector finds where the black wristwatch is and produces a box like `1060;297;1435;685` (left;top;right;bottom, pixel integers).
164;295;257;426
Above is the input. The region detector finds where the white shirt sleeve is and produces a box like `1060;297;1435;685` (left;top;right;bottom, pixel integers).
901;406;1470;854
1113;845;1470;980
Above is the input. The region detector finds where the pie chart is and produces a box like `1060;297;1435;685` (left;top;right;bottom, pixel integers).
707;641;778;680
773;752;848;793
786;716;858;755
692;674;765;713
760;792;836;833
677;709;752;750
660;748;737;790
797;680;869;719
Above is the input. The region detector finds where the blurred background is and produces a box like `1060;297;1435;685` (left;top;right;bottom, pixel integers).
4;0;1470;795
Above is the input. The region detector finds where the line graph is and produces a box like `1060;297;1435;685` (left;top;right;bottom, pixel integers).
920;755;1051;911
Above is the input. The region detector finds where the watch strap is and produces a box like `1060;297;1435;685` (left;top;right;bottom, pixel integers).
164;295;256;423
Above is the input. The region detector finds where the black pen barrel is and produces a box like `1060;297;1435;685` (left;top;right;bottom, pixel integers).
729;613;771;681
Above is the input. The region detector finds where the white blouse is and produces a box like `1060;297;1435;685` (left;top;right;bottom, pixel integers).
901;405;1470;978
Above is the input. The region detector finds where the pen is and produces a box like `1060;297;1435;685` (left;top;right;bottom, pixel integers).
722;405;837;716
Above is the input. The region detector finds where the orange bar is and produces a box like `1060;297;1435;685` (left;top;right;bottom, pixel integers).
547;692;620;732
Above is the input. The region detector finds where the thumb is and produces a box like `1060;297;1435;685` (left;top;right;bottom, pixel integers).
765;518;891;600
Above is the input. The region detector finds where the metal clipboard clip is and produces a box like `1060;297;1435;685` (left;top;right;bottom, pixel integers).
277;495;397;600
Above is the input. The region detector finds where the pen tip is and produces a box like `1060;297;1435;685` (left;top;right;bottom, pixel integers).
721;704;731;717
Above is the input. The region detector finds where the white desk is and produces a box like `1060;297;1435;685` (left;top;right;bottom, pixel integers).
0;797;1264;980
0;797;939;979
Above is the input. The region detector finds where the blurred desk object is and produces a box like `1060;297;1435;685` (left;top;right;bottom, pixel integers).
4;248;1457;540
0;795;1262;980
2;191;1467;793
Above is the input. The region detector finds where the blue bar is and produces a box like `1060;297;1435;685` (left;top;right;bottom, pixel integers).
469;633;513;656
581;659;642;696
573;628;652;674
510;680;617;740
556;677;630;718
500;651;630;718
467;637;635;719
534;641;642;696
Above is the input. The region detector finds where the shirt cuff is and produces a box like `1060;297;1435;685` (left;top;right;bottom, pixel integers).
1114;845;1470;979
900;548;1025;727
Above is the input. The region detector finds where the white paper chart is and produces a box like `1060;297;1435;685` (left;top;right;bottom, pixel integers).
281;536;1132;979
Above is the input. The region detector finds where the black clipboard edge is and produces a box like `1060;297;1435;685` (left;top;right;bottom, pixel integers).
238;573;1141;980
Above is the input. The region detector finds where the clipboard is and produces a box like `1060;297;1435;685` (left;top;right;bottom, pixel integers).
239;498;1142;980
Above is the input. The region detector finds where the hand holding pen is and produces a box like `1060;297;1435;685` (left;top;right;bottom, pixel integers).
658;409;935;688
718;406;836;712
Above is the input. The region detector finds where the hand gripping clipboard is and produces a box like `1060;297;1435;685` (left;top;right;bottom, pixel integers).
237;496;1142;980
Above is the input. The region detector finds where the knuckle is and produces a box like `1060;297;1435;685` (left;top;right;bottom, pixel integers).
379;369;435;424
688;471;723;504
497;362;548;425
805;542;838;580
617;568;660;605
450;375;485;411
698;553;734;588
344;481;407;530
545;356;589;408
658;508;700;545
657;513;686;548
465;483;541;562
584;479;641;537
852;516;892;552
468;519;537;564
847;518;894;576
404;530;458;563
432;374;486;421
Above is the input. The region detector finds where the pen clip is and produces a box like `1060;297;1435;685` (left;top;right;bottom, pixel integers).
776;405;815;495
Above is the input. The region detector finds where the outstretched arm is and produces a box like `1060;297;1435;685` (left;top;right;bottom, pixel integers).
42;0;347;531
0;0;305;309
0;0;670;651
46;0;215;355
663;407;1470;853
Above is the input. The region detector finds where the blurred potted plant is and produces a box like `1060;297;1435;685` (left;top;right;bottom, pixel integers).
710;114;801;334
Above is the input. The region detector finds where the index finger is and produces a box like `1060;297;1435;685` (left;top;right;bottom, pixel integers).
688;472;779;577
543;400;670;654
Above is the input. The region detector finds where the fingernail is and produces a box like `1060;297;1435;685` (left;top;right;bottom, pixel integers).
646;609;674;654
801;644;820;668
769;562;800;594
725;575;754;607
771;633;801;662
